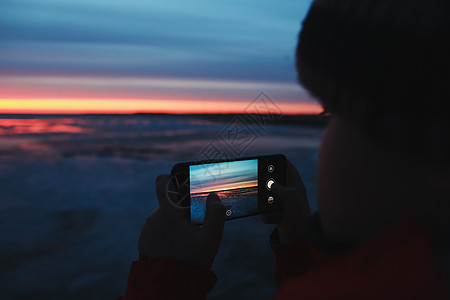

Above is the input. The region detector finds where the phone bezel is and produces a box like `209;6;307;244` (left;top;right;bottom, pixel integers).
170;154;286;224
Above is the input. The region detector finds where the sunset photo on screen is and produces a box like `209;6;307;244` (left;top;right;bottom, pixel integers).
189;159;258;224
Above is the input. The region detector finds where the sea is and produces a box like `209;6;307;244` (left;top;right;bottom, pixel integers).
191;186;259;224
0;114;326;300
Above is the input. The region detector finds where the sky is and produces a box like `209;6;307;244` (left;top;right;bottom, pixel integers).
190;159;258;194
0;0;321;114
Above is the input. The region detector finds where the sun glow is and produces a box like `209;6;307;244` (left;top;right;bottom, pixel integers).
0;98;323;115
0;75;323;115
198;181;258;194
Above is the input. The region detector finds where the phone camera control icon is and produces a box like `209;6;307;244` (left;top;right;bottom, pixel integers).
225;209;232;217
266;178;275;191
267;196;274;204
267;165;274;172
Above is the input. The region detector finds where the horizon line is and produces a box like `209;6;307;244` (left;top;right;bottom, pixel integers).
0;111;323;116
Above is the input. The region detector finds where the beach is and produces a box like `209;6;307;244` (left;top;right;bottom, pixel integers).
0;114;325;299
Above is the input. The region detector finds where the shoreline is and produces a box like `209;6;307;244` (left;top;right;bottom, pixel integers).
0;113;330;127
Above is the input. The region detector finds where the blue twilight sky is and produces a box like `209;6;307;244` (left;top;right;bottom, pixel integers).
0;0;319;113
190;159;258;193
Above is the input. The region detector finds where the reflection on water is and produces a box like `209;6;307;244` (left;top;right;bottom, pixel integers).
0;115;325;163
191;187;258;224
0;118;91;134
0;115;324;299
0;116;226;161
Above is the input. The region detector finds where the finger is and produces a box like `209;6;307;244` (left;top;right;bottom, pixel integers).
261;210;282;224
272;182;310;220
271;182;300;209
285;159;307;199
155;174;170;207
202;193;225;243
262;159;305;225
155;174;187;218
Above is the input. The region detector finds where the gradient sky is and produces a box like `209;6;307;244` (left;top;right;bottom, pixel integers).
190;159;257;194
0;0;321;114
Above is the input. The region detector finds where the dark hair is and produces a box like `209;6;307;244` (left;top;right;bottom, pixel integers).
296;0;450;167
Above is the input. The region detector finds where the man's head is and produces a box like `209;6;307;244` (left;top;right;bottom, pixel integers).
296;0;450;245
296;0;450;169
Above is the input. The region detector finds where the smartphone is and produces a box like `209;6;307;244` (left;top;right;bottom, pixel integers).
171;154;286;225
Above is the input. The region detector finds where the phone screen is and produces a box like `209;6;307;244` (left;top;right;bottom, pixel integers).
189;159;258;224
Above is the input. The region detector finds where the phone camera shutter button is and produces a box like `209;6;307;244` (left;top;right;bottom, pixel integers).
266;178;275;190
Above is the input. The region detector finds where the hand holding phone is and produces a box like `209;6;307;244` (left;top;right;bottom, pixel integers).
171;154;287;225
137;174;225;270
261;159;310;246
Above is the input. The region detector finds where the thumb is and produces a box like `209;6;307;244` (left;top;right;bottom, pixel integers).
271;182;301;211
271;182;310;225
261;183;294;224
202;193;225;242
155;174;186;218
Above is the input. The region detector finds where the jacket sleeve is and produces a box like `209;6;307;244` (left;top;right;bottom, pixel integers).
270;214;448;299
117;255;217;300
269;213;343;286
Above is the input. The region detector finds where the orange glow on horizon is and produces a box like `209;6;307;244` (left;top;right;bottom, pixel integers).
0;98;323;115
195;181;258;194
